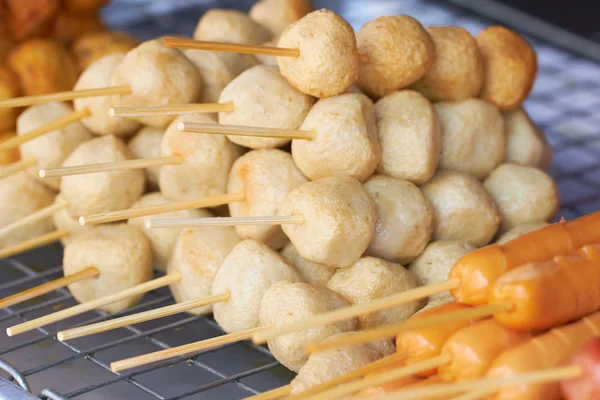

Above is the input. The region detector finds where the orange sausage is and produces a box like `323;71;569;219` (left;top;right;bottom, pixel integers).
490;244;600;331
438;318;531;381
356;364;420;397
485;311;600;400
394;376;447;400
450;212;600;305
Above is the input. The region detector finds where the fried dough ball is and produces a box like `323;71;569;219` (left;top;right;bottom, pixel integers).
504;108;552;170
227;149;308;249
0;67;21;132
60;135;146;216
212;239;303;333
0;35;15;64
375;90;440;184
73;31;138;72
52;11;104;44
127;193;212;272
477;25;537;111
260;281;356;372
422;171;501;246
127;126;163;189
281;243;336;287
356;16;434;98
17;102;92;190
327;257;424;329
253;37;279;67
159;114;241;201
5;0;60;40
167;225;242;315
51;194;92;245
496;221;549;245
411;26;484;102
8;39;78;96
278;176;377;267
0;169;55;247
63;224;153;313
292;93;380;182
218;65;314;149
110;40;203;128
364;175;434;263
290;333;394;394
74;53;141;136
278;9;360;98
193;9;272;45
483;163;559;232
435;98;506;179
64;0;109;13
0;131;20;165
249;0;314;36
185;50;258;103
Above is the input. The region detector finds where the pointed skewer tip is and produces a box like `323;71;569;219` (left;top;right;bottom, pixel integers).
177;121;185;131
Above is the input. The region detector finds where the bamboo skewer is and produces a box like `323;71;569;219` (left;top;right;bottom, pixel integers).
57;291;231;341
0;200;69;238
110;325;271;372
305;302;514;354
252;279;460;345
0;229;70;260
0;158;38;179
79;192;245;226
6;272;182;336
244;385;292;400
147;215;305;229
0;267;99;309
39;155;184;178
451;388;498;400
109;102;235;117
178;122;315;140
0;85;132;109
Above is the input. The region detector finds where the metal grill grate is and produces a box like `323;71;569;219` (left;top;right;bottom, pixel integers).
1;0;600;398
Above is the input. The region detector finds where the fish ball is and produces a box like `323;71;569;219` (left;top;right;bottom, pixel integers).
504;107;552;170
0;131;20;165
249;0;314;36
496;221;550;245
72;31;138;72
281;243;336;287
127;126;163;189
51;194;93;245
253;37;279;67
194;9;272;45
0;67;20;132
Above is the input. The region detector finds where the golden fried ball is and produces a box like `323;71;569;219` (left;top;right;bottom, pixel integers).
435;98;506;179
477;25;537;111
0;67;21;132
0;131;20;165
280;243;336;287
72;31;138;72
249;0;315;36
483;163;559;232
356;16;434;98
194;9;272;45
504;107;552;170
64;0;109;13
411;26;484;102
277;9;360;98
127;126;163;190
496;221;549;245
5;0;60;40
375;90;441;184
52;11;104;44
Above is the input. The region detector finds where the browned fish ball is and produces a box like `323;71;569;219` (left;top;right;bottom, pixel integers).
249;0;315;36
280;243;336;287
504;107;553;170
0;67;20;132
194;9;272;45
72;31;138;72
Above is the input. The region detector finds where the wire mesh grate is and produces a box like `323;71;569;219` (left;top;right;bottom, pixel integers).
1;0;600;398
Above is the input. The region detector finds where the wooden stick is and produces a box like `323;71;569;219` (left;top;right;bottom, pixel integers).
0;200;69;238
286;351;408;400
308;355;451;400
376;365;582;400
6;272;182;336
0;267;99;309
109;102;235;117
252;279;460;345
163;37;301;57
39;155;183;178
0;158;37;179
243;385;291;400
178;121;315;140
147;215;305;229
0;109;91;153
0;229;70;260
57;291;230;341
0;85;132;108
79;192;245;226
305;302;513;354
110;324;271;372
450;389;497;400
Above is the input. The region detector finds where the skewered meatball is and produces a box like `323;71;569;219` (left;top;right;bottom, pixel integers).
411;26;484;101
375;90;441;185
504;107;552;170
422;171;501;246
484;163;559;232
17;102;92;190
159;114;241;201
218;65;314;149
127;126;163;189
364;175;434;264
63;224;153;313
435;98;505;179
260;281;356;372
280;243;336;287
72;31;138;72
51;194;93;245
212;239;303;333
60;135;146;216
292;93;381;182
249;0;314;36
496;221;549;245
227;149;308;249
0;67;21;132
356;16;434;98
167;225;242;315
278;176;377;267
327;257;424;329
194;9;272;45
